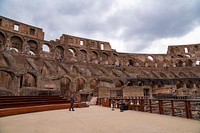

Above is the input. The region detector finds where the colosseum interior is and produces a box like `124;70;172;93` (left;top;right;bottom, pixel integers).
0;15;200;102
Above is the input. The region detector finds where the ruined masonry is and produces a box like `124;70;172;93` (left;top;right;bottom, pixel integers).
0;16;200;102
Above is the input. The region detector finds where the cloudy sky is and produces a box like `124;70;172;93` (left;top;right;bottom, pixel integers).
0;0;200;54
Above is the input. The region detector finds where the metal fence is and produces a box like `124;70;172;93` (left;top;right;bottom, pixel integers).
97;97;200;120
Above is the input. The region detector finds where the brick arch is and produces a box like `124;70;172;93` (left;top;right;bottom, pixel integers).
90;79;99;89
60;76;71;96
11;35;23;52
42;43;51;52
0;30;6;49
79;49;88;62
67;47;77;61
0;70;13;90
23;73;37;87
55;45;64;58
90;50;99;63
185;59;193;67
27;40;38;54
115;80;124;87
75;77;86;92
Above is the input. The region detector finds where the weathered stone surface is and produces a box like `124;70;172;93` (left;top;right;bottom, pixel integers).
0;16;200;101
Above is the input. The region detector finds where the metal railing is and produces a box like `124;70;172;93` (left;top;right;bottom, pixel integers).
97;97;200;120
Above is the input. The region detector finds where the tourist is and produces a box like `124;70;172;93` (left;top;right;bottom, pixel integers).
69;97;75;111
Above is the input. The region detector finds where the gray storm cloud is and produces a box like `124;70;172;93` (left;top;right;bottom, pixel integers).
0;0;200;53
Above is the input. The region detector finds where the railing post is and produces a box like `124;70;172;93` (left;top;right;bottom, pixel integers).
171;100;175;116
158;100;164;114
149;99;152;113
133;99;136;110
140;98;144;112
185;101;192;119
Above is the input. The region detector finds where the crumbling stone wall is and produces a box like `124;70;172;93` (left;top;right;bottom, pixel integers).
0;16;200;101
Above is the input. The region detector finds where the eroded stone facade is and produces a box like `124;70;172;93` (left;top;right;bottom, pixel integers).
0;16;200;101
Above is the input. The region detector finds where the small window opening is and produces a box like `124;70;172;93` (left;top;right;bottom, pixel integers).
101;43;104;50
14;24;19;31
30;28;35;35
184;47;188;53
80;40;84;46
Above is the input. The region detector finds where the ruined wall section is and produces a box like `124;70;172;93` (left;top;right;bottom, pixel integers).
0;16;44;40
0;16;200;99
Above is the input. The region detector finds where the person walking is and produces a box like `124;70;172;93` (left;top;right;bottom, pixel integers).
69;97;75;111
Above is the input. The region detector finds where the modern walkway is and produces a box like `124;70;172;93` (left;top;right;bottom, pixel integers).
0;106;200;133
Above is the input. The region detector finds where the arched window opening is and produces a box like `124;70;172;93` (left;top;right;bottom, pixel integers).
27;40;38;54
128;59;133;66
148;56;154;61
90;79;98;89
176;60;183;67
11;36;23;52
157;81;164;87
0;32;5;49
0;71;13;90
60;77;71;96
42;44;50;52
80;50;87;62
76;78;85;91
127;81;133;86
138;81;143;86
23;73;36;87
176;80;184;89
115;80;124;87
69;49;75;57
184;47;188;53
55;46;64;58
185;59;193;67
186;80;193;89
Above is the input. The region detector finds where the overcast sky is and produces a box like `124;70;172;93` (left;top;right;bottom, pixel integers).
0;0;200;54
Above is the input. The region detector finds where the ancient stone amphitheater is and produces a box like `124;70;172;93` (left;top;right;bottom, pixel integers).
0;15;200;102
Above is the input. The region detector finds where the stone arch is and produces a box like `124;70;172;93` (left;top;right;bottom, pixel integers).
176;80;184;89
90;79;98;89
157;81;164;87
23;73;37;87
185;59;193;67
185;80;193;89
0;71;13;90
176;60;183;67
138;81;144;86
90;51;98;63
11;35;23;52
127;81;133;86
55;45;64;58
128;59;134;66
80;49;87;62
60;77;71;96
27;40;38;54
0;31;6;49
115;80;124;87
102;52;109;64
42;43;51;52
67;48;77;61
76;78;86;91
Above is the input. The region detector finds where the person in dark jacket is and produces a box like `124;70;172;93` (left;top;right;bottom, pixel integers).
69;97;75;111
